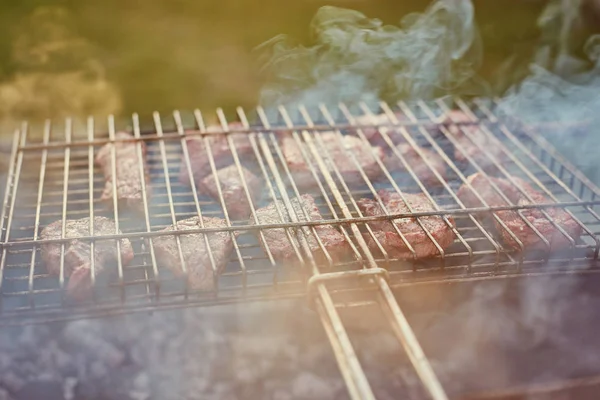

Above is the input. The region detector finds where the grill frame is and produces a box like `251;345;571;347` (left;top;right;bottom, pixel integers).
1;97;600;400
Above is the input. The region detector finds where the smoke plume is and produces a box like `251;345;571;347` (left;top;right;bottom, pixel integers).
255;0;600;397
257;0;481;107
497;0;600;183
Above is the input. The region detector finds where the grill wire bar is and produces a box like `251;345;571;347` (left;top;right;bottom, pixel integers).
1;99;600;399
294;105;448;400
255;107;376;399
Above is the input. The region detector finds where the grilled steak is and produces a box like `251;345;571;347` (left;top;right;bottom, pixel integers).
457;173;582;251
383;143;447;186
456;172;520;210
281;132;384;188
443;110;506;173
200;164;262;219
95;132;150;214
151;216;233;290
357;190;455;259
353;112;408;144
40;217;134;300
354;113;391;142
252;194;350;264
179;123;253;187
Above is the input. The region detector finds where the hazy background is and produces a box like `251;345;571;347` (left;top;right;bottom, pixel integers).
0;0;585;129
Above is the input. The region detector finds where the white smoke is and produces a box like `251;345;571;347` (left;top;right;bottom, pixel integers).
256;1;600;397
497;0;600;183
257;0;481;108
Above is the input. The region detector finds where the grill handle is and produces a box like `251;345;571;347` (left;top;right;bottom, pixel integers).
0;138;12;170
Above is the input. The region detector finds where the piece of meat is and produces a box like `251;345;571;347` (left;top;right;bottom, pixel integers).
457;173;582;251
353;113;392;142
179;123;254;187
40;217;134;300
281;132;384;188
382;143;447;186
252;194;350;264
95;132;150;214
200;164;262;219
151;216;233;290
357;190;456;259
442;110;507;173
456;172;519;210
352;112;408;144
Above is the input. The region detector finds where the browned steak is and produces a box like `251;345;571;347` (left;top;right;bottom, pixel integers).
252;194;350;264
456;172;519;209
353;112;408;144
200;164;262;219
457;173;582;251
383;143;447;186
281;132;384;188
443;110;507;172
151;216;233;290
40;217;134;300
95;132;150;214
353;113;391;142
178;123;253;187
357;190;455;259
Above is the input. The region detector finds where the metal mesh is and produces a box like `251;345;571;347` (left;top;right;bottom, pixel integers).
2;98;599;319
1;97;600;399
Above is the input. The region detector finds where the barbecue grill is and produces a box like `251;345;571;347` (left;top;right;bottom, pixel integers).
1;97;599;400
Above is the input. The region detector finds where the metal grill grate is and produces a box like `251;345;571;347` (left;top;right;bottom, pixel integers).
1;98;600;400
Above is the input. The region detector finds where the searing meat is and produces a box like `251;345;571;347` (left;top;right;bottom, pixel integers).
200;164;262;219
252;194;350;264
456;172;521;210
178;123;253;187
353;112;408;144
281;132;384;188
383;143;447;186
357;190;456;259
40;217;134;300
151;216;233;290
354;113;392;142
443;110;507;172
95;132;150;213
457;172;582;251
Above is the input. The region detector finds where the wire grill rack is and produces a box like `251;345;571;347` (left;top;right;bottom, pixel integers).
1;97;600;400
